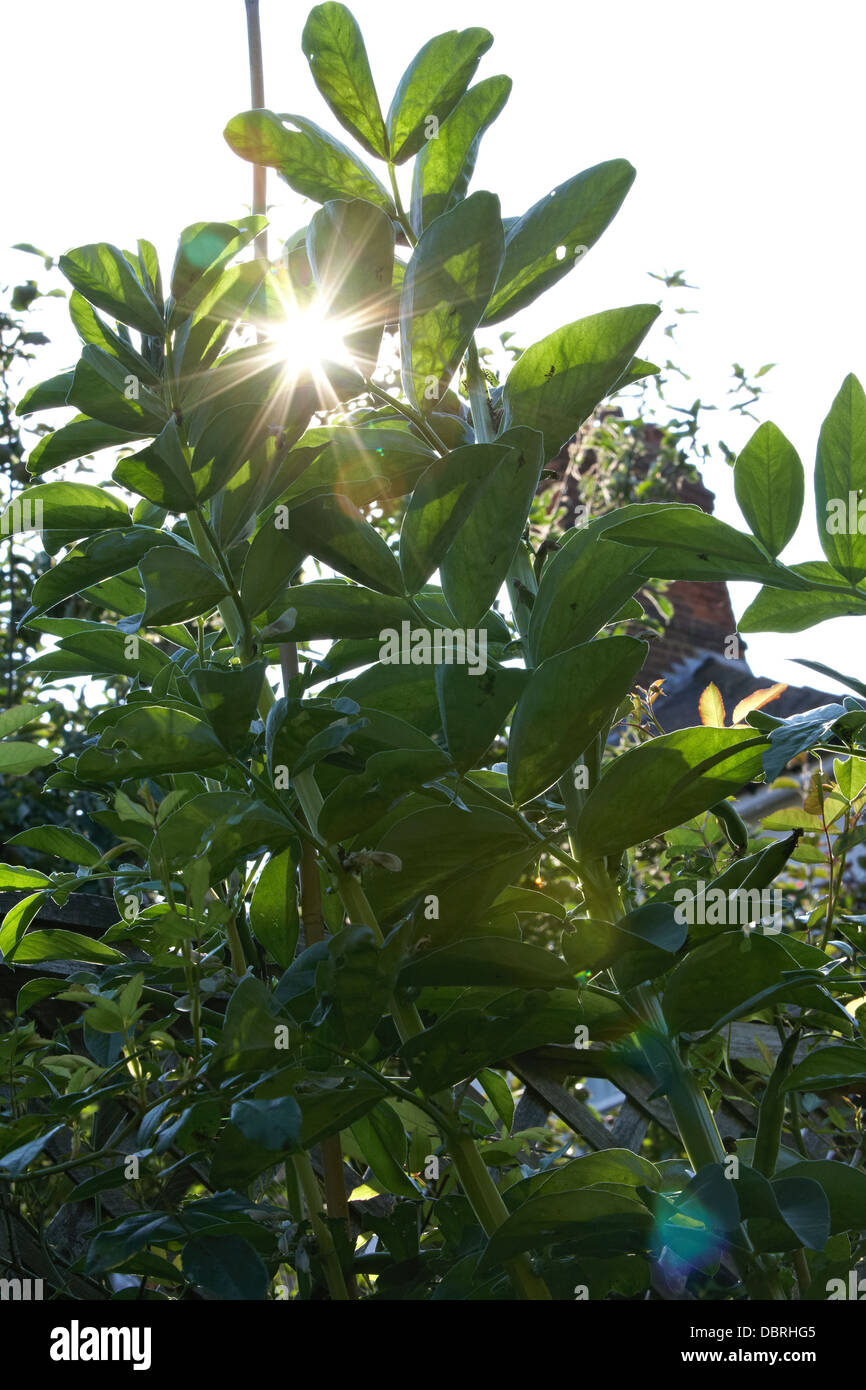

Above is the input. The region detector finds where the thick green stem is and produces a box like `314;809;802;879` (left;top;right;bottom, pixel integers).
448;1132;552;1300
292;1152;350;1300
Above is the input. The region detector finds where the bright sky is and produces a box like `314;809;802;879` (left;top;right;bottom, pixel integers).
3;0;865;695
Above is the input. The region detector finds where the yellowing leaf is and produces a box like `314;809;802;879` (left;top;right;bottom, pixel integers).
698;682;726;728
731;682;787;726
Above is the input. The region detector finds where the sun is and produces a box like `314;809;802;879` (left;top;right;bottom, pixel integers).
269;299;354;381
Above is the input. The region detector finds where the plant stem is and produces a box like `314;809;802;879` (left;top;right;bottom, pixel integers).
386;163;416;246
448;1130;551;1300
366;380;449;454
292;1152;350;1300
244;0;268;261
465;339;493;443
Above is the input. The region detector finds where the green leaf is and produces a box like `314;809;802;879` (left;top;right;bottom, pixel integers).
815;374;866;582
0;703;41;738
169;218;265;323
189;403;271;503
132;546;229;629
663;933;826;1035
409;75;512;232
771;1177;831;1251
75;706;226;782
7;825;101;867
606;502;773;568
0;1125;66;1176
0;741;54;776
6;930;124;965
303;4;389;158
68;291;162;385
400;191;504;412
182;1235;268;1301
58;244;164;337
224;109;394;211
740;567;866;632
306;199;395;371
3;481;129;538
249;848;300;969
240;518;306;618
189;662;266;751
26;527;174;622
479;1189;653;1268
387;28;493;164
316;925;396;1049
436;659;527;773
16;370;76;415
733;421;804;557
528;525;649;662
0;893;44;957
290;494;404;594
113;420;196;512
762;703;847;782
297;1069;389;1146
400;937;573;989
508;1150;661;1215
318;747;452;842
835;753;866;800
478;1067;514;1131
484;159;635;324
27;415;149;478
441;426;544;625
276;425;435;511
24;627;169;685
780;1160;866;1235
230;1095;302;1152
67;344;168;433
508;636;647;804
261;580;404;643
577;727;768;860
501;305;660;462
351;1101;419;1198
0;864;50;890
784;1045;866;1092
399;442;507;593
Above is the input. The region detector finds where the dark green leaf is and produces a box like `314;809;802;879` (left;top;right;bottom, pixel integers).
528;524;649;662
387;28;493;164
182;1235;268;1301
508;636;647;804
814;374;866;582
400;442;507;593
58;243;164;337
734;421;804;557
436;659;527;772
484;160;635;324
400;191;504;412
501;305;660;462
290;494;404;594
409;75;511;232
28;415;149;478
68;344;167;433
400;936;572;988
249;847;300;968
441;426;544;625
577;727;768;860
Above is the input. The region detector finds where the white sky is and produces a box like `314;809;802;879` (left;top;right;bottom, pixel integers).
2;0;865;695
